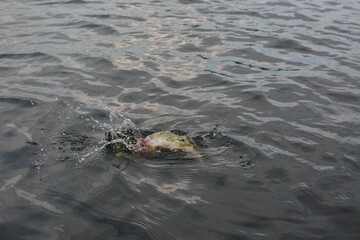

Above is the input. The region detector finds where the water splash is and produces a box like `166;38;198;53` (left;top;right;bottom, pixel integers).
76;99;140;163
79;137;134;163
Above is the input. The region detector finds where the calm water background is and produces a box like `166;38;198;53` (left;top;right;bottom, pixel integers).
1;0;360;239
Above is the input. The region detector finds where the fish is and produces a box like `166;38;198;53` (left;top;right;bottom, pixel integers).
136;131;196;151
109;129;203;161
135;131;202;161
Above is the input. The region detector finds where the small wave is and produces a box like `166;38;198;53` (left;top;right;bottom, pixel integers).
60;20;118;35
37;0;87;5
0;52;60;62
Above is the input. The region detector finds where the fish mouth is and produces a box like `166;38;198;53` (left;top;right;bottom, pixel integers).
137;138;150;146
132;138;153;153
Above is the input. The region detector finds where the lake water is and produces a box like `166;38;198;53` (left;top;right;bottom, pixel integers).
1;0;360;239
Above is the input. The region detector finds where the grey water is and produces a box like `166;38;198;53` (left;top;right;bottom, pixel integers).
1;0;360;239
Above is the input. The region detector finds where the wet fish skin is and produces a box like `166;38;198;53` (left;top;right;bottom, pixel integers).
135;131;203;161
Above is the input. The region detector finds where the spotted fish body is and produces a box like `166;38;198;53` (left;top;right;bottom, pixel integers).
146;131;196;151
135;131;202;160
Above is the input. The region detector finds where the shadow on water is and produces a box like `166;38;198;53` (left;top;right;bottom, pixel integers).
5;99;358;239
24;100;259;169
1;99;263;239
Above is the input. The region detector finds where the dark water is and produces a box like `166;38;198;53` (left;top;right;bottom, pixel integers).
1;0;360;239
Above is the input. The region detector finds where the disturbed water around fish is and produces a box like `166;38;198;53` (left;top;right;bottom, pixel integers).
1;0;360;239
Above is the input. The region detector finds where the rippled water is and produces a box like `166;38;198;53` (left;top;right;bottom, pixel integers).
1;0;360;239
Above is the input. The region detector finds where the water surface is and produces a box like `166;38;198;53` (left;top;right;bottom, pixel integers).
1;0;360;239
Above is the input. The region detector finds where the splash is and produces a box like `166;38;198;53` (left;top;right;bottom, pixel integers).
77;99;140;163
